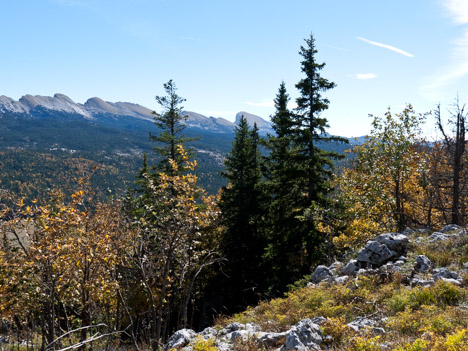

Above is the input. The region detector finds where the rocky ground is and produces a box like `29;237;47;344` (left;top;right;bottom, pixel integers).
165;225;468;350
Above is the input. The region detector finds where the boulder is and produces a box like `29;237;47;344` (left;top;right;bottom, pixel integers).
163;329;197;351
340;259;359;276
311;265;334;284
328;261;343;274
281;319;322;351
415;255;433;272
463;262;468;272
357;241;394;266
199;326;217;340
374;233;409;255
257;332;287;348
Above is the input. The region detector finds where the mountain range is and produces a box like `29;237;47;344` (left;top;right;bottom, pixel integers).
0;93;358;199
0;94;274;135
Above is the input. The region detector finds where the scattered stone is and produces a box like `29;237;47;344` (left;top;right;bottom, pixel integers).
415;255;433;272
163;329;197;351
411;277;435;287
429;232;450;242
463;262;468;272
347;317;385;335
439;277;462;286
440;224;460;233
433;267;460;281
357;268;379;276
311;265;334;284
334;275;350;284
340;259;359;276
394;260;405;266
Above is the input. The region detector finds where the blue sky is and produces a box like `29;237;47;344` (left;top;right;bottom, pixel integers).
1;0;468;137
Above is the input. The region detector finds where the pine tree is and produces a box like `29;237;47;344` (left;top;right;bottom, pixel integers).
218;116;266;311
150;79;197;174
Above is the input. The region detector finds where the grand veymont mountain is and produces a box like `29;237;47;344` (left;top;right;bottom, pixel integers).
0;93;273;134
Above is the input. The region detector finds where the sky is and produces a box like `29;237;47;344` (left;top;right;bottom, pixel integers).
1;0;468;137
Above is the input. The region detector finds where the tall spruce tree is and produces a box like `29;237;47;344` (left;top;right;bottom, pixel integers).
218;116;266;312
291;34;346;266
294;34;345;205
264;35;346;292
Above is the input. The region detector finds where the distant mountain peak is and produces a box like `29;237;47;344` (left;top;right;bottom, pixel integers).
235;111;272;133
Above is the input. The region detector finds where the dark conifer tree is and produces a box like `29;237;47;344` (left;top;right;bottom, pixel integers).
263;82;302;291
217;116;266;312
294;34;345;204
150;79;197;174
263;35;347;291
290;34;346;267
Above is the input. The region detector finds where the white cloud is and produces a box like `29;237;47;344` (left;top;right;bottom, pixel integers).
356;37;414;58
420;25;468;99
442;0;468;24
355;73;378;80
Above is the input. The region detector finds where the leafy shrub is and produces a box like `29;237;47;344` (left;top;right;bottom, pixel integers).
394;338;429;351
349;335;382;351
191;336;217;351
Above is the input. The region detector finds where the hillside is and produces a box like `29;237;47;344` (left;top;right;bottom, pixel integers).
164;226;468;350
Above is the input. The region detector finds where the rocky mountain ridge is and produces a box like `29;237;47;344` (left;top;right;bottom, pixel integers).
0;93;273;134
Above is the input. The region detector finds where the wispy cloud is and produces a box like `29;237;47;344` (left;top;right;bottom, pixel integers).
442;0;468;24
421;1;468;99
355;73;378;80
356;36;414;58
